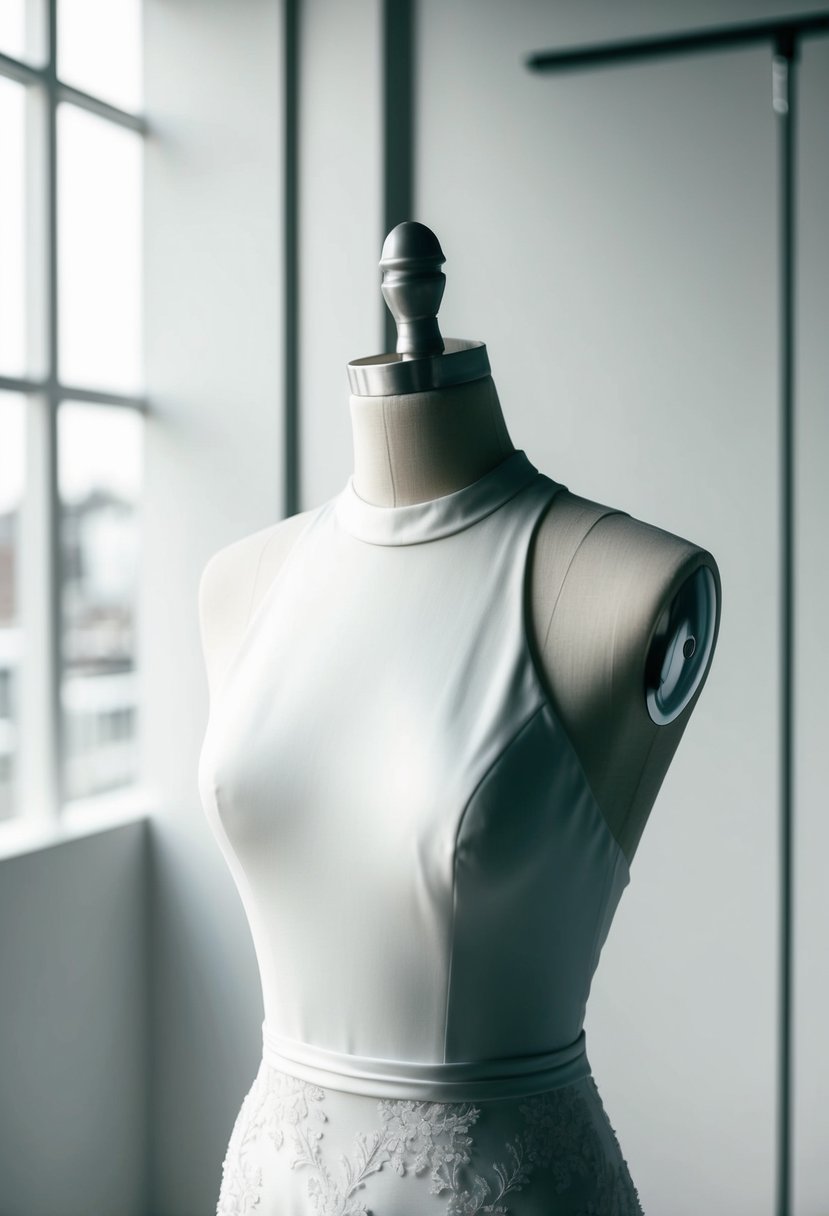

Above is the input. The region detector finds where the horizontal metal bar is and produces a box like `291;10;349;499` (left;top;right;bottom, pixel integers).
526;11;829;72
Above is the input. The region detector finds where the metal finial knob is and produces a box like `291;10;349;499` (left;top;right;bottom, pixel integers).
346;221;490;396
380;222;446;359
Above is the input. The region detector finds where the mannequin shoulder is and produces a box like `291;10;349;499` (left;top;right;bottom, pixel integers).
198;509;318;699
581;495;721;614
538;486;721;604
535;488;722;724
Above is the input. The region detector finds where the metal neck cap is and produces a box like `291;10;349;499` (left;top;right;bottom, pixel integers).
347;221;491;396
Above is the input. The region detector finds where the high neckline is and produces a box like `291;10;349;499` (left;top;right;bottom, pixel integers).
334;449;540;546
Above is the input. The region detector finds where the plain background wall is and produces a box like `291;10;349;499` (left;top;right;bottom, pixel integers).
141;0;285;1209
0;823;147;1215
140;2;828;1214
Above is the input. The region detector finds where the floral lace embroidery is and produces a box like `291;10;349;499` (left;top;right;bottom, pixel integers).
217;1062;644;1216
217;1062;328;1215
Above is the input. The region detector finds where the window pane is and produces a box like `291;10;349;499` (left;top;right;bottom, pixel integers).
0;77;27;379
0;394;26;821
0;0;26;61
58;402;143;802
58;103;142;394
58;0;142;113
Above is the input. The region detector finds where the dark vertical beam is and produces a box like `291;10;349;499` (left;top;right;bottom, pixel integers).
774;28;797;1216
283;0;300;517
382;0;415;353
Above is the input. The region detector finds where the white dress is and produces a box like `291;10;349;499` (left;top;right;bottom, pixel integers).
198;449;644;1215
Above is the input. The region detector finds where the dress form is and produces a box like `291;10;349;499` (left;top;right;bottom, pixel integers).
199;222;721;869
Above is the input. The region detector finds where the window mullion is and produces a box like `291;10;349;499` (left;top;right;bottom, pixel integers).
18;0;64;821
46;0;64;813
18;395;60;820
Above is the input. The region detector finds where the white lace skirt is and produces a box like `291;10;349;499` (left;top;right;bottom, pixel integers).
216;1055;644;1216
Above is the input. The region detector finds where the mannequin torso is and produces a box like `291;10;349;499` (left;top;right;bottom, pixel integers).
199;375;721;870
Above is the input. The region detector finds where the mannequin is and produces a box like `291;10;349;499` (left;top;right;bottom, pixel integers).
198;222;723;1212
199;222;721;871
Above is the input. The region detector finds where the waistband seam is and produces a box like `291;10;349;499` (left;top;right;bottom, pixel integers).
261;1022;591;1103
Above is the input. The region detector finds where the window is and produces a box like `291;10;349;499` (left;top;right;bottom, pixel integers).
0;0;145;823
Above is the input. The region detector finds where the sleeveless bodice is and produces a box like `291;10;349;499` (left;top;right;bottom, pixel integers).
198;449;642;1214
199;448;630;1092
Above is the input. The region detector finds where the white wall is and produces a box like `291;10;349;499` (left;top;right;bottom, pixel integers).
142;1;284;1210
0;822;147;1216
140;1;829;1212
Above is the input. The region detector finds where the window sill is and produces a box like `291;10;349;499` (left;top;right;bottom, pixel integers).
0;785;158;862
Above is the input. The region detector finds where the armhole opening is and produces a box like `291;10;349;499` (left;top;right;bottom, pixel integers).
519;491;632;877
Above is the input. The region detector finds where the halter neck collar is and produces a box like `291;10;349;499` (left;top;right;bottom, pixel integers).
334;449;540;546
